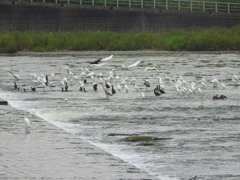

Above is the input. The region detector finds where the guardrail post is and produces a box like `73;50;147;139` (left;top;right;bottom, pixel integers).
141;0;143;8
154;0;156;9
203;1;205;12
68;0;70;4
80;0;82;5
166;0;168;10
117;0;119;7
129;0;131;8
190;1;192;11
178;0;181;11
228;3;230;13
55;0;57;3
215;2;218;13
92;0;94;6
43;0;45;3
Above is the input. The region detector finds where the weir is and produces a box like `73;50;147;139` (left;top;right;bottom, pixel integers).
1;0;240;33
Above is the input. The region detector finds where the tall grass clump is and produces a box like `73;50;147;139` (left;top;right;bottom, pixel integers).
1;25;240;53
0;32;18;53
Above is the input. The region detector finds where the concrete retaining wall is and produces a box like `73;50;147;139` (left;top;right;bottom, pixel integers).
1;1;240;33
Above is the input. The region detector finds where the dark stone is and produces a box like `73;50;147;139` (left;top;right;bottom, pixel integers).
0;101;8;105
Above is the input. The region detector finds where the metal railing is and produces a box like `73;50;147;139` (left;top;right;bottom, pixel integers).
17;0;240;13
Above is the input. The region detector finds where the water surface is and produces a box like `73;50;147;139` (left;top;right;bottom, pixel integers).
0;52;239;180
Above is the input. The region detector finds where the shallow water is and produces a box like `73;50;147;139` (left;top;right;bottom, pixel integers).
0;52;239;180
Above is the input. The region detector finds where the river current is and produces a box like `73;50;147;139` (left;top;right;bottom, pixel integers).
0;51;239;180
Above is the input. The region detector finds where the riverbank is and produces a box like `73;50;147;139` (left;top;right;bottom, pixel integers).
1;25;240;53
0;101;159;180
1;50;240;58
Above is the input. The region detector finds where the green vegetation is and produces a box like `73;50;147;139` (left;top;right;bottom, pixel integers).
1;25;240;53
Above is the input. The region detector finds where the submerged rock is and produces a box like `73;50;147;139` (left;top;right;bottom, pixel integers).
121;136;172;142
0;100;8;105
137;142;155;146
107;133;138;137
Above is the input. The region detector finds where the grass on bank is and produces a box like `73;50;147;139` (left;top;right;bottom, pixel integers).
0;25;240;53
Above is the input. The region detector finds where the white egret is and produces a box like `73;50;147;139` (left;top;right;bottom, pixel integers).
144;67;159;71
24;116;31;134
211;75;220;88
100;78;112;98
31;107;36;117
128;60;141;69
134;83;140;92
102;83;113;99
91;63;108;67
101;55;113;62
232;74;239;85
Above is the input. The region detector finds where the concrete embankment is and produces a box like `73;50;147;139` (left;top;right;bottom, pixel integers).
0;100;159;180
0;1;240;33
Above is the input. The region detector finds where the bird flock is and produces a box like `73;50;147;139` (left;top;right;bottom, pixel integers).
6;54;239;100
5;55;239;132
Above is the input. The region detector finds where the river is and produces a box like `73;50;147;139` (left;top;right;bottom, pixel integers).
0;51;239;180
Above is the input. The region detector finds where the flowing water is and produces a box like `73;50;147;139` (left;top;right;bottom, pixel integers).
0;52;239;180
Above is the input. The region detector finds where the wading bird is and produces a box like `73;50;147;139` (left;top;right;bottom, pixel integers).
24;116;31;134
144;79;150;91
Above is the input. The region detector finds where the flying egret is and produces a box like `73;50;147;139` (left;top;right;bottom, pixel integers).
91;63;108;67
128;60;141;69
101;55;113;62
